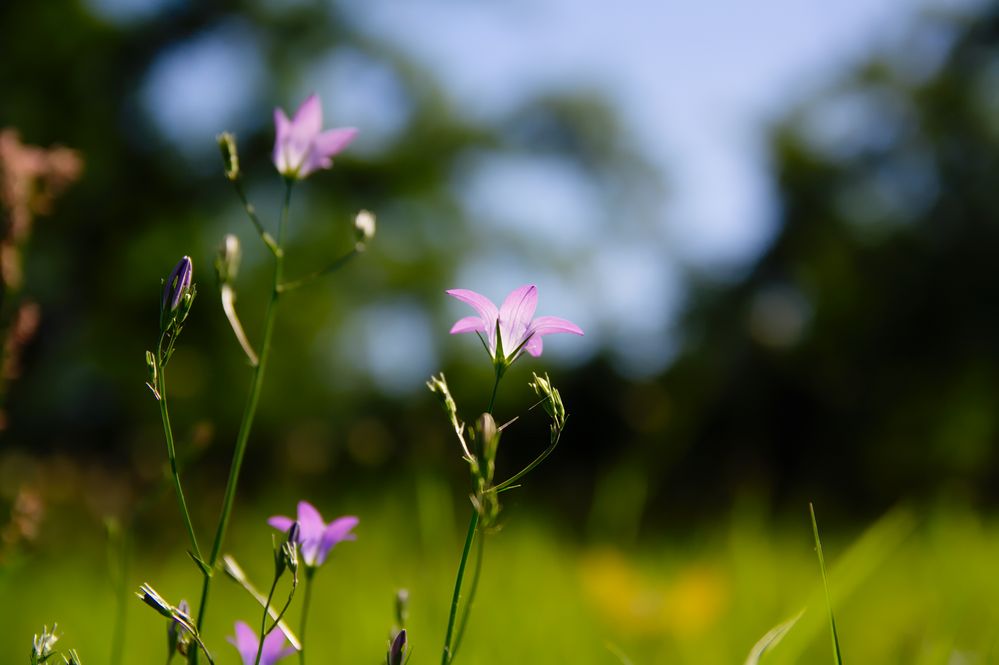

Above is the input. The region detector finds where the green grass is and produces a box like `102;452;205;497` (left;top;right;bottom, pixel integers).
4;485;999;664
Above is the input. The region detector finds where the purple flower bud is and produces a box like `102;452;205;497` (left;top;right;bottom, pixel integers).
162;256;193;315
388;629;406;665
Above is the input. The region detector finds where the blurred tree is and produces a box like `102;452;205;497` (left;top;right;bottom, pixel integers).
634;3;999;523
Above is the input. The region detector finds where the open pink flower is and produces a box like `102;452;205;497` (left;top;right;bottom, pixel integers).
447;285;583;364
268;501;358;568
228;621;295;665
273;94;357;179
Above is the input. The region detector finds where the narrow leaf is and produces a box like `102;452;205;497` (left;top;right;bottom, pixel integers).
810;503;843;665
744;612;802;665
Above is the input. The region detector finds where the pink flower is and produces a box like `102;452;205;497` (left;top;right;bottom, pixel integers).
268;500;358;568
228;621;295;665
272;94;357;179
447;284;583;364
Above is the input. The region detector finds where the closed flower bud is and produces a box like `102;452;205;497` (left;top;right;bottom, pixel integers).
160;257;194;331
354;209;376;247
215;234;241;285
137;583;174;620
477;413;499;463
217;132;240;181
162;257;192;314
387;629;406;665
530;372;565;429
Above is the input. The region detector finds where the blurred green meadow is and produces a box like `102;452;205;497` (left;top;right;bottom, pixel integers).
5;485;999;663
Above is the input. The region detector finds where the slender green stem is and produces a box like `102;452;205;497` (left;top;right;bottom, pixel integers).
486;370;502;415
232;179;280;255
253;576;280;665
492;430;562;493
450;522;484;658
155;351;203;563
441;509;479;665
299;572;315;665
265;575;297;636
278;247;361;293
192;180;294;658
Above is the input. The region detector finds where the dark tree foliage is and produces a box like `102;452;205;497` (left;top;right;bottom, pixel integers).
633;5;999;523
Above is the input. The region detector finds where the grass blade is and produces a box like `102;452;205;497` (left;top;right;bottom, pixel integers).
810;503;843;665
744;611;803;665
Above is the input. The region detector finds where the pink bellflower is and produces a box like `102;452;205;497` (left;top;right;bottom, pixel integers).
447;284;583;370
273;94;357;179
268;500;358;569
228;621;295;665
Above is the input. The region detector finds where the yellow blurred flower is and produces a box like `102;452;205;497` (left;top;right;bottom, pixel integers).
579;547;728;638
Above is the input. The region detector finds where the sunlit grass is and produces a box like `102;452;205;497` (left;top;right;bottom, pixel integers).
5;484;999;664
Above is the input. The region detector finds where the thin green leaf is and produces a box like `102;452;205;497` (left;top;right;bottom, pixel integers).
810;503;843;665
744;612;802;665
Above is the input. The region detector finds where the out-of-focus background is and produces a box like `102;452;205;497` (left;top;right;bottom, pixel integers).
3;0;999;662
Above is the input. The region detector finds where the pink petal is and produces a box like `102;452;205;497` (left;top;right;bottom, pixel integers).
498;285;537;354
267;515;295;533
524;334;544;357
446;289;498;323
316;515;359;565
260;628;296;664
295;501;325;541
290;93;323;138
295;501;326;565
272;109;293;172
301;127;358;175
446;289;499;350
449;316;485;335
520;316;582;358
530;315;584;337
228;621;260;665
314;127;357;157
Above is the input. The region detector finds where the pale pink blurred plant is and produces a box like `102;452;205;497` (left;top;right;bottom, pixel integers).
272;94;356;180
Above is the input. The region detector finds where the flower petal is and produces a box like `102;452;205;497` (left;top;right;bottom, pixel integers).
524;334;544;357
301;127;358;176
295;501;326;566
272;108;293;172
290;93;323;138
446;289;499;350
529;315;584;337
446;289;498;323
260;627;295;665
449;316;485;335
228;621;260;665
498;285;537;354
314;127;357;157
315;515;359;565
295;501;325;541
267;516;295;533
